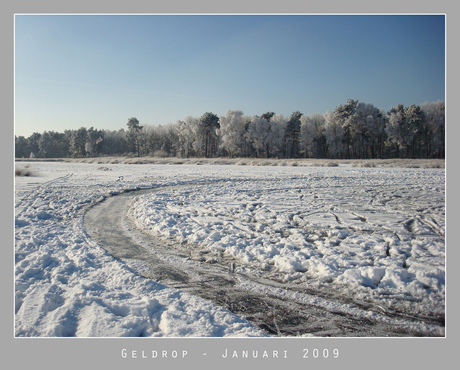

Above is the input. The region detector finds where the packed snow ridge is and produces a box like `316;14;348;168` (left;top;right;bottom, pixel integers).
14;161;445;337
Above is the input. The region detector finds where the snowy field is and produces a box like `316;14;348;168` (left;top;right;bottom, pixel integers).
14;159;445;337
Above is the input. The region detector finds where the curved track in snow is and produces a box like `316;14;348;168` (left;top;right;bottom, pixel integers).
84;184;444;337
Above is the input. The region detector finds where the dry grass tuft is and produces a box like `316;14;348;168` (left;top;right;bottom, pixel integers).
15;165;35;177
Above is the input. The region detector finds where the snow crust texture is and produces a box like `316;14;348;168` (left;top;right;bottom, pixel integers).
128;168;445;317
14;161;445;337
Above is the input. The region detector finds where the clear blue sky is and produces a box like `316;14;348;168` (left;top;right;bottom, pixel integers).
14;14;445;137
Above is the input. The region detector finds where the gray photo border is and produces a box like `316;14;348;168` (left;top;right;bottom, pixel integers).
4;1;456;370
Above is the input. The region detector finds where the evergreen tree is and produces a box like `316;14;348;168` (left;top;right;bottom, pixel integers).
260;111;275;122
27;132;42;158
13;99;444;161
333;99;358;158
86;127;103;157
352;103;386;159
284;111;302;158
126;117;143;157
70;127;88;158
199;112;220;158
403;105;426;158
15;136;29;158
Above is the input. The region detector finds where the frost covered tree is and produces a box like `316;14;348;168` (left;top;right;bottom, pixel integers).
177;116;200;158
386;104;427;158
158;123;179;156
14;99;444;160
351;103;371;158
352;102;386;158
144;125;158;155
421;100;445;158
142;123;178;157
300;114;327;158
188;116;206;157
175;116;207;157
268;113;287;158
333;99;358;158
300;115;314;158
245;111;283;158
218;110;250;157
246;116;271;158
246;113;288;158
37;131;53;158
323;110;345;159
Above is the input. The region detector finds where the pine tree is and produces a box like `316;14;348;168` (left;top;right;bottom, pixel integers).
333;99;358;158
284;111;302;158
70;128;88;158
126;117;143;157
199;112;220;158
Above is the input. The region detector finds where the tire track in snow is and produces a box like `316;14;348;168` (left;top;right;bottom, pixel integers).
84;185;444;337
15;172;73;217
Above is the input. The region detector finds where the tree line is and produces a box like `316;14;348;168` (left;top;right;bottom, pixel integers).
15;99;445;160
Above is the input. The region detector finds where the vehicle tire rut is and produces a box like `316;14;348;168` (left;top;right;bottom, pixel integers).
84;186;444;337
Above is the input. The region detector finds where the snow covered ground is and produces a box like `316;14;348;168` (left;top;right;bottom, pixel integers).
14;160;445;337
